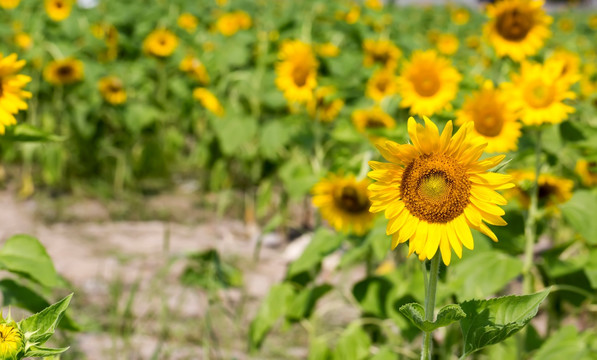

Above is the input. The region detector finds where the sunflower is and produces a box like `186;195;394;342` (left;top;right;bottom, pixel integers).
575;159;597;187
436;33;459;56
14;33;32;50
193;87;224;117
0;322;23;358
484;0;552;62
397;50;461;117
312;174;376;235
465;35;481;49
368;117;513;265
336;5;361;24
0;0;20;9
177;13;198;32
366;68;398;102
506;170;573;210
307;86;344;122
548;49;580;85
143;29;178;58
215;11;252;36
275;40;318;104
90;23;119;61
456;81;521;153
98;76;126;105
315;43;340;58
589;14;597;30
557;17;574;33
500;60;575;126
451;8;470;25
0;53;31;134
363;39;402;70
351;107;395;133
43;58;83;85
45;0;72;22
179;55;210;84
364;0;383;10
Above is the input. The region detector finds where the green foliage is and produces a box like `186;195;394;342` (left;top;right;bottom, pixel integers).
399;303;465;333
459;288;551;357
179;249;243;290
560;190;597;244
249;283;294;350
332;323;371;360
286;228;344;282
531;326;596;360
0;234;60;287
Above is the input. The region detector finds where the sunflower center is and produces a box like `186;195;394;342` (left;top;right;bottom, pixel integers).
524;80;555;108
372;51;390;66
376;77;389;92
57;65;73;77
107;83;122;93
0;82;4;97
496;9;533;41
412;71;440;97
292;64;310;87
365;116;387;128
336;185;370;213
56;1;63;8
401;153;470;223
473;109;504;137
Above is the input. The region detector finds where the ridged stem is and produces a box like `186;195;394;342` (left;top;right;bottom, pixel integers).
421;254;441;360
523;129;542;294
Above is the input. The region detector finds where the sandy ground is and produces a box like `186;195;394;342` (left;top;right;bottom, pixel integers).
0;191;304;359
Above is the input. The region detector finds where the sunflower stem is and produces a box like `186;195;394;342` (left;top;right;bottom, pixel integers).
523;129;542;294
421;254;440;360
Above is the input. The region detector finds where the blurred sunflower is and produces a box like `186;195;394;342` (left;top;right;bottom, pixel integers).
90;23;119;61
0;53;31;134
275;40;318;104
364;0;383;10
179;55;209;85
336;5;361;24
484;0;551;62
465;35;481;49
557;17;574;33
576;159;597;187
351;107;395;133
312;174;376;236
436;33;459;56
215;11;251;36
98;76;126;105
451;8;470;25
506;170;573;210
580;64;596;99
143;29;178;58
397;50;461;116
366;68;397;102
14;33;32;50
0;0;20;9
43;58;83;85
456;81;521;153
589;14;597;30
45;0;73;22
0;322;22;358
177;13;198;32
501;60;575;126
548;49;580;85
315;43;340;58
362;39;401;70
307;86;344;122
193;88;224;117
368;117;513;265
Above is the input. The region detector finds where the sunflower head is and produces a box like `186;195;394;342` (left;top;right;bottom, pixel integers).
315;42;340;58
500;60;576;126
43;58;83;85
456;80;521;153
193;87;224;117
351;107;396;133
451;8;470;25
548;49;581;85
307;86;344;122
436;33;459;56
215;11;252;36
397;50;461;117
507;170;573;211
0;53;31;134
575;159;597;187
178;13;198;32
363;39;402;70
143;29;178;58
44;0;72;22
0;320;23;359
368;117;513;265
312;174;376;236
275;40;318;104
179;55;210;84
484;0;552;61
98;76;126;105
0;0;20;9
366;68;398;102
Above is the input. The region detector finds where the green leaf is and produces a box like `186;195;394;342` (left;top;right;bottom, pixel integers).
352;277;393;318
20;293;73;346
0;279;78;331
399;303;465;333
286;229;344;281
560;190;597;244
0;234;60;287
332;323;371;360
249;283;294;350
180;249;243;290
1;124;64;142
211;115;257;156
459;288;551;357
286;284;332;321
25;346;70;357
531;326;587;360
259;120;293;160
308;337;331;360
448;251;523;301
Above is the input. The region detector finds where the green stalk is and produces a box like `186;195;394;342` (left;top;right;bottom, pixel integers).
523;129;541;294
421;254;441;360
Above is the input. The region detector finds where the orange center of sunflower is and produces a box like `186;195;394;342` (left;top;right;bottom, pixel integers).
372;50;390;66
56;1;63;8
401;154;470;223
292;64;311;87
335;185;370;213
375;77;390;92
496;9;533;42
365;115;387;128
57;65;73;77
0;82;4;97
473;109;504;137
412;70;441;97
524;80;555;108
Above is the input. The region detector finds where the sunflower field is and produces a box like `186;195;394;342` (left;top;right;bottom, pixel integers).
1;0;597;358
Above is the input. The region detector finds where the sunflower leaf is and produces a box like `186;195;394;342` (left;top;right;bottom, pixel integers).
399;303;465;333
459;288;551;357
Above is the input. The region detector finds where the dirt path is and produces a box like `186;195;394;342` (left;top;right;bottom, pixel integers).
0;191;297;359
